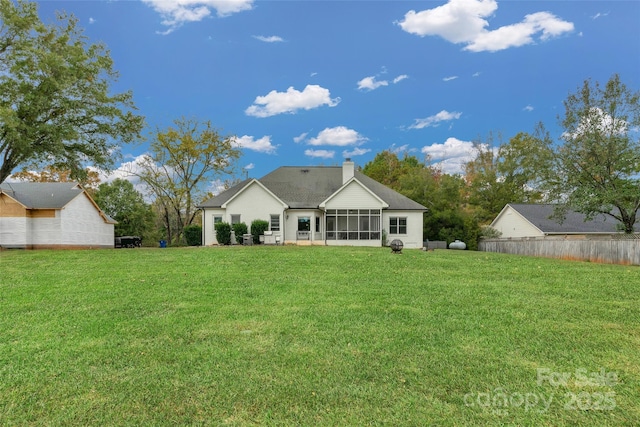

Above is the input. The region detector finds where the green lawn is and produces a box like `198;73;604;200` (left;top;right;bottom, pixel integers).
1;246;638;426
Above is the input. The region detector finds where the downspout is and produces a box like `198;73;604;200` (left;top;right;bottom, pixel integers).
201;209;205;246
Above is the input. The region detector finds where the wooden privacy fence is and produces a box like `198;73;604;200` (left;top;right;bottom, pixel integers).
479;237;640;266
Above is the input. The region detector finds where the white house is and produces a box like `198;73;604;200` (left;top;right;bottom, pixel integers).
198;160;428;248
489;203;637;239
0;182;115;249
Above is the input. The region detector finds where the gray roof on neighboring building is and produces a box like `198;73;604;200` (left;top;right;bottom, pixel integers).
0;182;116;223
0;182;83;209
199;166;427;211
507;203;639;233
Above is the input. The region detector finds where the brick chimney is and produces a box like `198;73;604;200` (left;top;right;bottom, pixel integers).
342;158;354;184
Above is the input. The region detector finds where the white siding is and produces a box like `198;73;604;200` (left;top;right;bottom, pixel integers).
31;213;62;246
323;180;385;210
492;205;543;238
383;211;424;249
0;217;29;248
59;194;113;247
202;208;225;245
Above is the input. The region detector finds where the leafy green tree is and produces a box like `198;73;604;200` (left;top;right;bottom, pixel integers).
0;0;144;184
93;179;155;239
130;118;241;244
496;125;552;204
362;151;423;191
464;130;550;223
549;74;640;233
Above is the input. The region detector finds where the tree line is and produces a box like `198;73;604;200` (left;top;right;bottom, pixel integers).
1;0;638;247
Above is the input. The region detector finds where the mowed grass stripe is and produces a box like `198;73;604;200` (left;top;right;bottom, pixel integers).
0;247;638;425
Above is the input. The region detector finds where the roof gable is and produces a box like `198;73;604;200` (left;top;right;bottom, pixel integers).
222;179;288;208
319;177;388;209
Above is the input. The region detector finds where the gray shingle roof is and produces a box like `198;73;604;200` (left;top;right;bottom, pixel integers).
198;166;427;211
508;203;639;233
0;182;83;209
0;182;117;224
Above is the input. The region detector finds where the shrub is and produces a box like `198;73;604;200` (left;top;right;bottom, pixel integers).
250;219;269;244
232;222;248;244
183;225;202;246
480;225;503;239
214;222;232;245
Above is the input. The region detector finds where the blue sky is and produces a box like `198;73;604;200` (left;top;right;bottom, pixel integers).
35;0;640;183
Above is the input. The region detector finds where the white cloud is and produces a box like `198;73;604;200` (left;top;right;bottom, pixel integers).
308;126;368;147
397;0;574;52
244;163;255;170
305;149;335;159
393;74;409;84
389;143;411;154
88;17;96;24
207;178;230;196
358;73;408;91
253;35;284;43
443;75;459;82
421;137;475;174
591;11;609;20
342;147;371;157
357;76;389;91
409;110;462;130
106;154;149;183
142;0;253;34
245;85;340;118
91;154;154;196
293;132;308;143
472;71;481;77
232;135;277;154
523;105;534;112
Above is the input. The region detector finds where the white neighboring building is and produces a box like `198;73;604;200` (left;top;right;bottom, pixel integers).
198;160;428;248
0;182;115;249
489;203;637;239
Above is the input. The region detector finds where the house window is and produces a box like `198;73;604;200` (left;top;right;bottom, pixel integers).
231;214;240;225
315;216;320;233
298;217;310;231
213;215;222;225
270;214;280;231
389;217;407;235
325;209;380;240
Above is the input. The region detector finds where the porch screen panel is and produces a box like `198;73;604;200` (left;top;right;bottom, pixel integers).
325;209;381;240
326;213;336;240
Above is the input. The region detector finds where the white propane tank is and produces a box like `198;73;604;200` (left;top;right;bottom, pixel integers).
449;239;466;250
